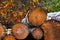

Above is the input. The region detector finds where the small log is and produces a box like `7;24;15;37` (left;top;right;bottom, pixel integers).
31;28;43;40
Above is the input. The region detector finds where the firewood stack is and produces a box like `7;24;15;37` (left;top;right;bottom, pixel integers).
0;0;60;40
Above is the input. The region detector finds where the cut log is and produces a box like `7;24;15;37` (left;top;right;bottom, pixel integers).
3;35;15;40
12;23;29;39
31;28;43;40
28;7;47;26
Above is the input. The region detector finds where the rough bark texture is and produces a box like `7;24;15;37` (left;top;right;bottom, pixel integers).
42;20;60;40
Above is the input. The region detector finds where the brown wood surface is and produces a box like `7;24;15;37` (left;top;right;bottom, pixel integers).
3;35;15;40
0;24;6;39
28;7;47;26
42;20;60;40
31;28;43;40
12;23;29;39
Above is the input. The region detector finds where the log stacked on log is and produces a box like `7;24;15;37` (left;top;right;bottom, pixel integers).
0;0;60;40
12;23;29;39
28;7;47;26
31;28;43;40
